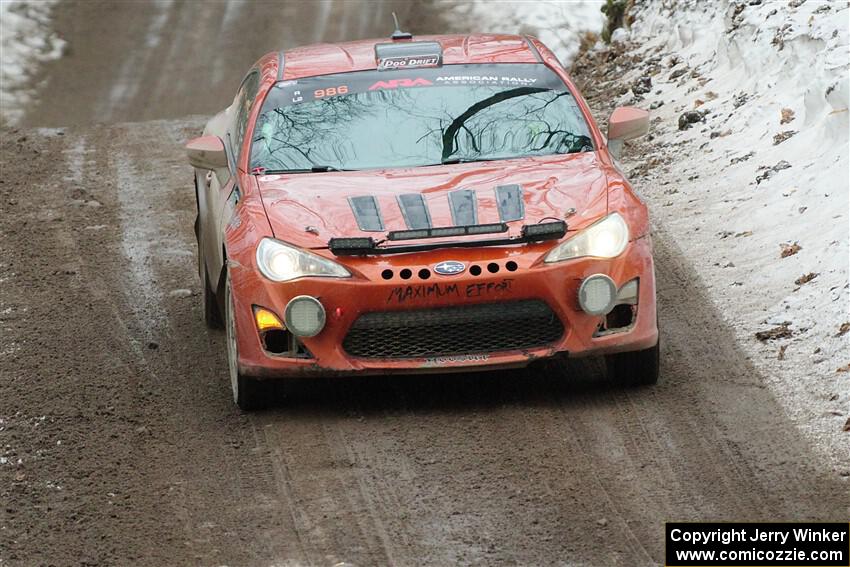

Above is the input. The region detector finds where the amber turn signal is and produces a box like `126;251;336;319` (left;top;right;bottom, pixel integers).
253;306;284;332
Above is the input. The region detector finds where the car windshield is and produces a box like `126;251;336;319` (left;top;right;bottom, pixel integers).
250;64;594;172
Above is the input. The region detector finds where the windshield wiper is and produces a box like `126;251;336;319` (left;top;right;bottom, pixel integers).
439;155;527;166
439;156;480;165
440;153;571;166
255;165;348;174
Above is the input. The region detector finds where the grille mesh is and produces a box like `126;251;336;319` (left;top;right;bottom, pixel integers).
343;300;564;359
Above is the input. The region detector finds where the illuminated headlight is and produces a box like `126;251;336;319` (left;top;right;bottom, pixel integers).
544;213;629;263
578;274;616;316
256;238;350;282
284;296;326;337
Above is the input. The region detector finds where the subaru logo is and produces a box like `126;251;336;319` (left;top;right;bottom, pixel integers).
434;260;466;276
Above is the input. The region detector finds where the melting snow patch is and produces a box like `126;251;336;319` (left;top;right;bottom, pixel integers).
449;0;606;66
0;0;65;125
169;288;193;299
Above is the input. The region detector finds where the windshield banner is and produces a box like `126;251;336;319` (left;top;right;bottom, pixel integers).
265;64;566;108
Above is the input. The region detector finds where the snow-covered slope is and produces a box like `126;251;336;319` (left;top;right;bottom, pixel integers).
0;0;65;126
607;0;849;467
449;0;606;66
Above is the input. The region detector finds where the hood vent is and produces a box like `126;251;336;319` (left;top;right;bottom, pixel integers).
495;184;525;222
448;189;478;226
348;195;384;232
348;185;529;234
397;193;432;230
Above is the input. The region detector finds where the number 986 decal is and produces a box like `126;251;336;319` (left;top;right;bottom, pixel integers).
314;86;348;98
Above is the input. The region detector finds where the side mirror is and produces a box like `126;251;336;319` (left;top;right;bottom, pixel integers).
607;107;650;159
185;135;228;170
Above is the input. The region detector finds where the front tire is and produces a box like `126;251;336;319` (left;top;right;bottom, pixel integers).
225;272;262;411
606;340;660;386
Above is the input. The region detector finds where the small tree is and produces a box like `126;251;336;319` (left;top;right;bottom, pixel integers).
601;0;631;43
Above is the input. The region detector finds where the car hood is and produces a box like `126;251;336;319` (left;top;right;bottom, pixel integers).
257;152;609;250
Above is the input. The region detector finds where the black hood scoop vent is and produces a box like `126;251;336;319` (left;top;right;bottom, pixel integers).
347;184;528;234
348;195;384;232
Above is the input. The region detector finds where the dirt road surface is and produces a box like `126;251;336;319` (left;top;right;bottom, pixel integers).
2;2;848;566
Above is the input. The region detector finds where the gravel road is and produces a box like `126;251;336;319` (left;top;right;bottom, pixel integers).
1;1;847;565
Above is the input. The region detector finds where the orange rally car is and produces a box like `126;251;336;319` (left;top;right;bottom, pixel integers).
185;30;658;410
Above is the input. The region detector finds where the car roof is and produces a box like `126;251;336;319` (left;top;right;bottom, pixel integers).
272;34;546;81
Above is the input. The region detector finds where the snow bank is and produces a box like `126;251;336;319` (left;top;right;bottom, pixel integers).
449;0;607;66
611;1;849;467
0;0;65;126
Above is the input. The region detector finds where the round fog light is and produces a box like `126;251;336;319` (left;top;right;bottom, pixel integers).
284;295;326;337
578;274;616;316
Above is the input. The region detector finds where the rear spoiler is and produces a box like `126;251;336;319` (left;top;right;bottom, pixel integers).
328;221;566;256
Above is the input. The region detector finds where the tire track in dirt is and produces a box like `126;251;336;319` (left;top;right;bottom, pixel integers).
257;414;398;566
1;128;183;564
101;119;312;565
1;121;305;565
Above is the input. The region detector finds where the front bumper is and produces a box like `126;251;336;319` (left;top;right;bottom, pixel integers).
228;237;657;378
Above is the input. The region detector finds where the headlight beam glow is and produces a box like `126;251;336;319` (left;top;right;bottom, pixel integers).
256;238;351;282
544;213;630;263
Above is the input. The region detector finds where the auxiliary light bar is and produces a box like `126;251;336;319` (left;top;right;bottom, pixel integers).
328;221;567;256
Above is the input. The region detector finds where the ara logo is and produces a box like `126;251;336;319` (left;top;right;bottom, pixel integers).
433;260;466;276
368;78;433;91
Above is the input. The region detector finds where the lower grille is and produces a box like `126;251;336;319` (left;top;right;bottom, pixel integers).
343;300;564;359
